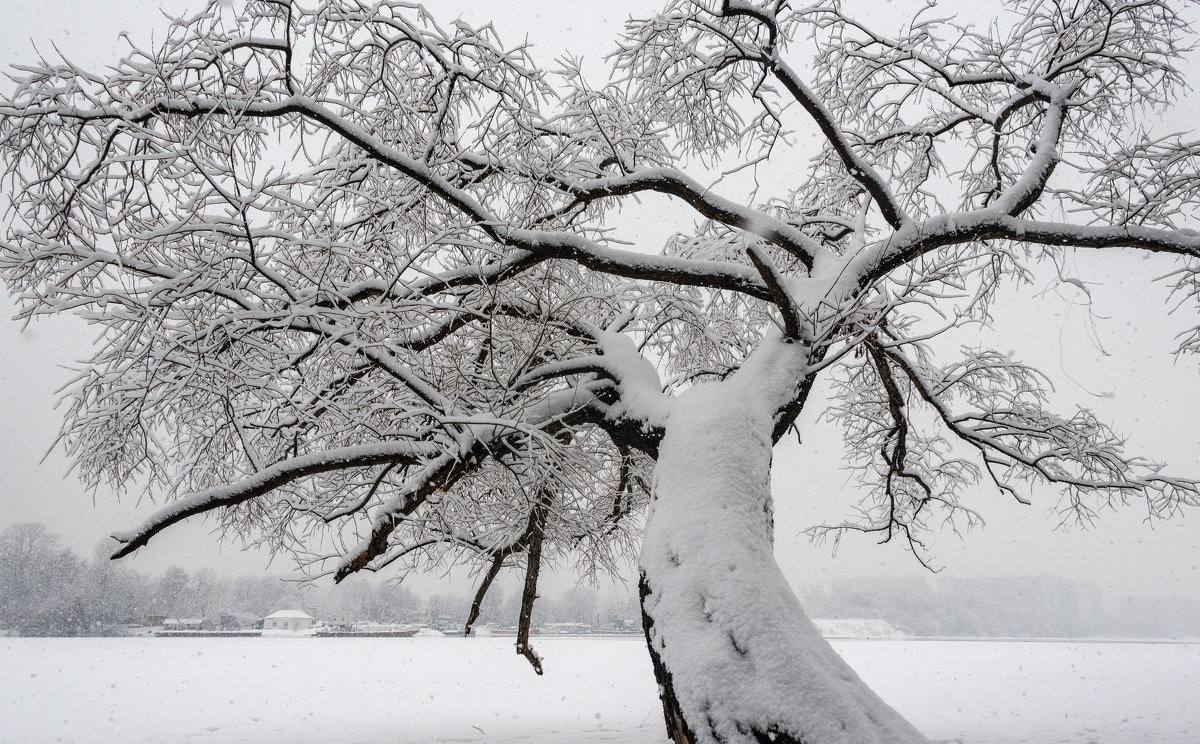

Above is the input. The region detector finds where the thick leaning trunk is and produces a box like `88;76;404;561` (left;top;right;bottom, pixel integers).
638;382;928;744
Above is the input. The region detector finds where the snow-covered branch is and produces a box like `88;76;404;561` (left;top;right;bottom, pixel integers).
822;327;1200;566
110;439;444;559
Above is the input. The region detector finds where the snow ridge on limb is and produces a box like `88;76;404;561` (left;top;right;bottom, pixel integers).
858;213;1200;289
559;168;823;269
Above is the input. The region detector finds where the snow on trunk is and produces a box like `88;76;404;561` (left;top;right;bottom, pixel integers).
638;379;929;744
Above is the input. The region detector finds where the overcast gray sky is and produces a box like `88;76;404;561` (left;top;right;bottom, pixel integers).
1;0;1198;603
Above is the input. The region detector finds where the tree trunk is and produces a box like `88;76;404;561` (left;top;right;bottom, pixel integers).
638;381;928;744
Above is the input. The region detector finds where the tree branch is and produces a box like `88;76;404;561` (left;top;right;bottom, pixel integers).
110;440;443;559
516;499;547;675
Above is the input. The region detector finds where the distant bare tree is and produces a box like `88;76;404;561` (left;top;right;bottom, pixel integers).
3;1;1200;741
0;523;58;600
0;522;83;634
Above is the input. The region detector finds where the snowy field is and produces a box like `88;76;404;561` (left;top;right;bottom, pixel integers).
2;636;1196;744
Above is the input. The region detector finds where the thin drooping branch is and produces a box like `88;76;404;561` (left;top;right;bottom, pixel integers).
516;499;548;675
463;551;506;637
462;503;547;637
862;336;938;567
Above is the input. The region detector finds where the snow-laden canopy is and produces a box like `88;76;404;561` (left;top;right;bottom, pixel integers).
3;1;1200;742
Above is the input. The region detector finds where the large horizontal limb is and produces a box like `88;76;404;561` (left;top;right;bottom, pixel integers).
859;211;1200;289
110;383;638;573
332;452;463;581
556;167;823;269
109;439;445;559
1;95;772;301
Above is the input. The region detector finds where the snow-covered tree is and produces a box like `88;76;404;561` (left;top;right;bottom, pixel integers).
3;1;1199;741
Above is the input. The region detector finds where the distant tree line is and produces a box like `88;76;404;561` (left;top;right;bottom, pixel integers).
3;523;1194;638
0;522;331;635
0;523;638;636
796;575;1200;639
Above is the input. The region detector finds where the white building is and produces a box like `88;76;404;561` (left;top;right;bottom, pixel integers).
263;609;315;631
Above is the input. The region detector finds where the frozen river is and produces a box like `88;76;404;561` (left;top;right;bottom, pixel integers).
1;636;1196;743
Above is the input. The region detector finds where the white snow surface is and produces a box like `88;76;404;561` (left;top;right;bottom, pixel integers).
1;636;1196;744
812;618;906;638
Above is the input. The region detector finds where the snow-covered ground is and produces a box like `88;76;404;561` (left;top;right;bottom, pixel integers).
1;636;1195;743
